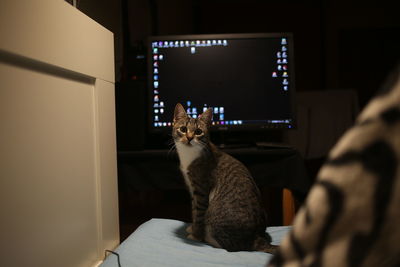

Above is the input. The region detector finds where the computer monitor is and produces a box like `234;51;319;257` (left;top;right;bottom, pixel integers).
147;33;296;134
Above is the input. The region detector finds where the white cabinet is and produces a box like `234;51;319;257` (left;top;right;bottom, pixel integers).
0;1;119;266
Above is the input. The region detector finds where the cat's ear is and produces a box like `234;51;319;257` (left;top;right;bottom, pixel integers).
199;107;213;125
173;103;187;122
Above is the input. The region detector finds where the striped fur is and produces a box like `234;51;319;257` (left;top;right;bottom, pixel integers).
268;66;400;266
173;103;277;253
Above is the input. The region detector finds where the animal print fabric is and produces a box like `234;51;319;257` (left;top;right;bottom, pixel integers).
268;67;400;267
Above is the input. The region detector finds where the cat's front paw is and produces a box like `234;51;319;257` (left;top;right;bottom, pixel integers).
187;234;201;242
265;244;279;255
186;225;193;234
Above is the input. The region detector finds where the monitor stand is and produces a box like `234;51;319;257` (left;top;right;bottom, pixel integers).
218;142;255;149
212;130;287;149
214;131;256;149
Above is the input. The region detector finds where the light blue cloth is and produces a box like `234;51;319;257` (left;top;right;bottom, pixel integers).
101;218;291;267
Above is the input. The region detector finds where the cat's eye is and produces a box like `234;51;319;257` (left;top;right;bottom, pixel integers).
179;126;187;133
194;129;203;135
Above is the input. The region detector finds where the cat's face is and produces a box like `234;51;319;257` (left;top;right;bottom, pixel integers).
172;103;213;146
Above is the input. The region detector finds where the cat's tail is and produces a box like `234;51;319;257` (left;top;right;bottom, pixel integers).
253;234;279;254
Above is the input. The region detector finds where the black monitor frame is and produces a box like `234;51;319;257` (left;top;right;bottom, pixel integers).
146;32;296;134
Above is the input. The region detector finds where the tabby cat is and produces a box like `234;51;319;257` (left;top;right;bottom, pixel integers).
268;66;400;266
172;103;277;254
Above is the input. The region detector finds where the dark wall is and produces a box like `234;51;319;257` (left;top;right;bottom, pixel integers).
323;1;400;107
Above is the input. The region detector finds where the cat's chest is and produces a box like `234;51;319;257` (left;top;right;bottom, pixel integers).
175;142;203;192
176;143;203;171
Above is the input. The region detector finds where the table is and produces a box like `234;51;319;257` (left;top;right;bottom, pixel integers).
118;146;311;200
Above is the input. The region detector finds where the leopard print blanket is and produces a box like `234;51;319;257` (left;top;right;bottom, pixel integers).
268;66;400;267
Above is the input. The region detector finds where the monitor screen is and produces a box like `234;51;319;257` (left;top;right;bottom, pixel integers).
147;33;296;133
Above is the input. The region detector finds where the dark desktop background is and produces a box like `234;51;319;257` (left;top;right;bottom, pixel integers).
155;38;292;124
73;0;400;240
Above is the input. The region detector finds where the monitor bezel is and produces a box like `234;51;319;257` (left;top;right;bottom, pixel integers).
146;32;297;134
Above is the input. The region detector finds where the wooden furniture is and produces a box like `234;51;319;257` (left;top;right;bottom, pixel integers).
283;188;297;225
0;1;119;266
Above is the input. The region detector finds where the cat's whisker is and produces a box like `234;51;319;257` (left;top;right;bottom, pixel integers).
166;138;175;146
198;141;210;155
197;139;210;153
167;142;177;158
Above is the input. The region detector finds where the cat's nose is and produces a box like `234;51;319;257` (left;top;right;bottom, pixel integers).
187;135;194;142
